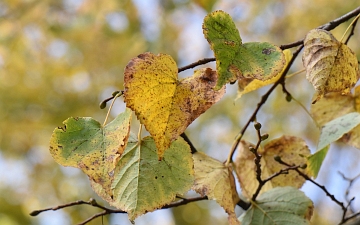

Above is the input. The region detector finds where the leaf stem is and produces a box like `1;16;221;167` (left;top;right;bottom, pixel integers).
340;13;360;43
103;92;123;127
178;58;216;73
285;68;305;79
137;124;143;143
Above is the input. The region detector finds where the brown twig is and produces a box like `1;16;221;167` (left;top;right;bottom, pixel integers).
276;159;346;212
226;45;304;165
280;7;360;50
30;196;208;225
178;58;216;73
180;133;197;153
344;16;359;45
339;172;360;215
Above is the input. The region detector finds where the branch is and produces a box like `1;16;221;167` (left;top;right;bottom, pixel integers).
30;196;208;225
344;16;359;45
339;171;360;215
280;6;360;50
226;45;303;165
180;133;198;153
178;58;216;73
276;159;346;212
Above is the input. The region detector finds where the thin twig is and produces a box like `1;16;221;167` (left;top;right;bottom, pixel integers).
30;196;208;225
277;159;346;212
226;45;304;165
345;16;359;45
180;133;197;153
178;58;216;73
340;13;360;42
339;171;360;215
280;6;360;50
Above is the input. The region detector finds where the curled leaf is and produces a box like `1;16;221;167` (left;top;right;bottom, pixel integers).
302;29;359;103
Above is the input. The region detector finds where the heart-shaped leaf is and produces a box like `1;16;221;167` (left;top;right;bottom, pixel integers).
302;29;359;103
49;108;132;194
124;52;225;159
91;136;194;221
203;10;285;89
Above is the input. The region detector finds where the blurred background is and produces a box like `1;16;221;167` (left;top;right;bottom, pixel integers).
1;0;360;224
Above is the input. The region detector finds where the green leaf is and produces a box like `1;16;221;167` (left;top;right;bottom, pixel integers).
317;112;360;150
49;108;132;194
92;136;194;221
306;146;329;178
239;187;313;225
203;10;285;90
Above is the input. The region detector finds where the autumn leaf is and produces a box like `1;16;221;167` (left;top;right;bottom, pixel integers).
192;152;240;225
239;187;313;225
203;10;285;90
235;136;310;199
236;49;292;100
311;87;360;149
49;108;132;195
92;136;194;221
306;146;329;178
302;29;359;103
124;52;225;159
317;112;360;151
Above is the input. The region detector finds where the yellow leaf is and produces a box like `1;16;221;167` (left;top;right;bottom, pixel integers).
302;29;359;103
124;53;225;159
236;49;292;100
192;152;240;225
234;136;310;199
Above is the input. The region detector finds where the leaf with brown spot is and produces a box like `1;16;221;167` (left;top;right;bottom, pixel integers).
91;136;194;221
234;136;310;199
203;10;285;90
192;152;240;225
49;108;132;195
236;49;292;100
124;52;225;159
302;29;360;103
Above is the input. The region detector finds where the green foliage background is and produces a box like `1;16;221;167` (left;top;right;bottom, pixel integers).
0;0;359;224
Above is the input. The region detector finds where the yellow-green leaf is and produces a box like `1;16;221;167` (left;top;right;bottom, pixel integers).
302;29;360;103
124;52;225;159
92;136;194;221
235;136;310;199
192;152;240;225
306;146;329;178
203;10;285;89
49;108;132;194
236;49;292;100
